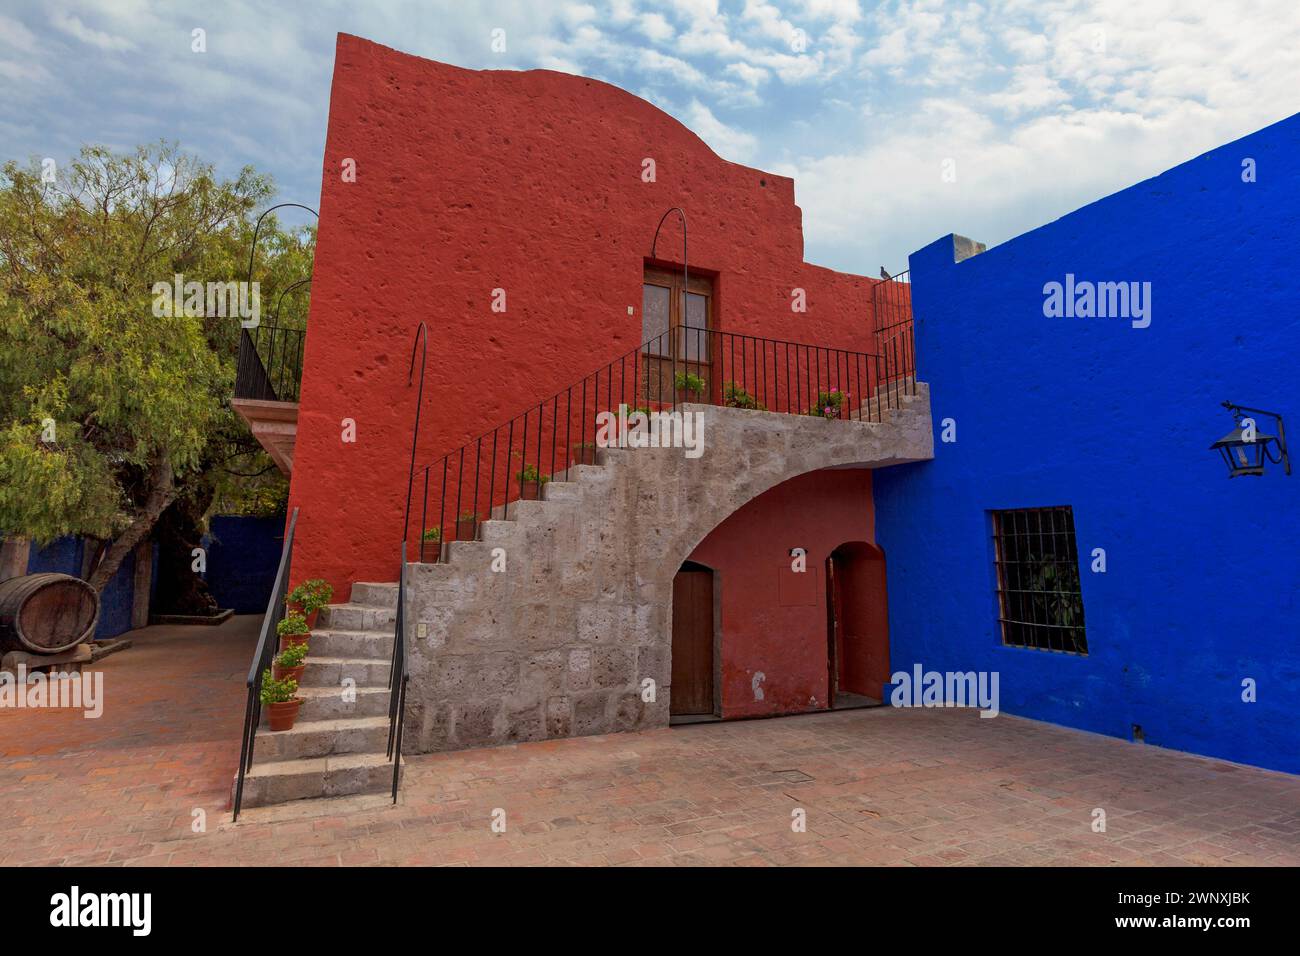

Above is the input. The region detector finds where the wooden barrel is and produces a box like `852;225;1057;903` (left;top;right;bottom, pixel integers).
0;573;99;655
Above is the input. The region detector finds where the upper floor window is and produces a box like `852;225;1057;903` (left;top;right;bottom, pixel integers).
991;506;1088;654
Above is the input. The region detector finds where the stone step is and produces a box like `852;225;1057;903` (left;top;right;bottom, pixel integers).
349;581;399;608
317;603;397;631
542;481;583;503
296;656;390;688
294;685;390;721
253;716;390;761
230;791;397;825
478;519;520;544
237;752;397;808
307;628;394;660
564;462;611;483
444;539;496;566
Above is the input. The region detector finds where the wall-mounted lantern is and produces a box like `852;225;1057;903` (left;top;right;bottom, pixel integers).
1210;402;1290;478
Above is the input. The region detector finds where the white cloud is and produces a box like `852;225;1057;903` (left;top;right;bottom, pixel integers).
7;0;1300;277
50;12;134;52
639;13;675;41
683;99;758;161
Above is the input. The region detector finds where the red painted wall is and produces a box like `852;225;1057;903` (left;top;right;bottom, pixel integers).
290;34;891;595
686;469;878;719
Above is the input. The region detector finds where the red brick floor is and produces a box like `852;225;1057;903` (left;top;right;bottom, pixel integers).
2;618;1298;866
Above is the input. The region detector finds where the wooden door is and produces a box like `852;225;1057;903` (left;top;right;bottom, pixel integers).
826;554;842;699
671;568;714;715
642;266;713;407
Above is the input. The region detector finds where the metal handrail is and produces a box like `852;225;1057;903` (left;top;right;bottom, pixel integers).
234;324;307;403
872;270;915;409
385;323;428;804
232;506;299;821
386;544;409;803
402;321;914;562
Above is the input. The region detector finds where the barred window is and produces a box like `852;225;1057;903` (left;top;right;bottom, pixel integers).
991;506;1088;654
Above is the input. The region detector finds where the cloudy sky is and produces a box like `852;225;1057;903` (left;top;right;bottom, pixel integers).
3;1;1299;274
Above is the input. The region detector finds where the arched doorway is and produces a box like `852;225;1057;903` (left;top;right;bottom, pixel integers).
670;560;718;721
825;542;890;707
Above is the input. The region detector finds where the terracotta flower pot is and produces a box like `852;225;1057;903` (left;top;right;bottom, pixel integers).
267;698;302;732
570;443;598;466
303;609;320;629
519;480;541;501
455;517;477;540
675;388;702;404
273;663;306;684
279;633;309;654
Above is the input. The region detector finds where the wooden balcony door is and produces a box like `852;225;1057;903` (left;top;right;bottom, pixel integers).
641;266;713;406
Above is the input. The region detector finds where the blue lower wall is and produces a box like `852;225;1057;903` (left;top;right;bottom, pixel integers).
875;112;1300;775
25;537;137;640
202;515;286;614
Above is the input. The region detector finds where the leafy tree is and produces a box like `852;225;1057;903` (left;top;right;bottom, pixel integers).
0;142;313;594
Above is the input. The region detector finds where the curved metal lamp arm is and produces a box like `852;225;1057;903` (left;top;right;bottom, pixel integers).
246;202;319;287
402;322;430;540
270;277;313;326
651;207;689;345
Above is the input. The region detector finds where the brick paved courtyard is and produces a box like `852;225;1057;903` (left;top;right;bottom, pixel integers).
2;616;1297;866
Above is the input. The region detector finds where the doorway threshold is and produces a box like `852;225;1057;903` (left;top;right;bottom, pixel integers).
669;713;723;726
832;692;882;711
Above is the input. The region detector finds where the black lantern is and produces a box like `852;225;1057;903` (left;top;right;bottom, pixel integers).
1210;402;1291;478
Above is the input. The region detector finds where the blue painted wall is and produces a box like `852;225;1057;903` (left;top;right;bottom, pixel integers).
25;536;138;640
202;515;286;614
874;113;1300;774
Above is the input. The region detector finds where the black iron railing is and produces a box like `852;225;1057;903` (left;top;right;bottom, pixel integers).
232;506;298;821
386;544;409;802
403;322;914;562
234;325;306;403
873;270;914;407
385;323;427;803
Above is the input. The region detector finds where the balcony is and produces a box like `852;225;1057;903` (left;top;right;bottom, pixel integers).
232;325;305;475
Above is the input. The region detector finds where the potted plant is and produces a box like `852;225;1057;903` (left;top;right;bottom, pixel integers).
516;463;550;500
723;382;765;410
674;371;707;403
422;526;442;561
455;510;479;540
809;389;848;419
276;611;310;652
272;641;308;684
260;670;301;732
287;578;333;628
571;442;598;466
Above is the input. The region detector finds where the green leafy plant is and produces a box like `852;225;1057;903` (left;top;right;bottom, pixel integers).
276;611;309;637
809;389;848;419
275;642;308;668
516;463;550;485
422;526;442;542
458;510;479;522
259;670;298;705
0;144;311;592
723;382;765;410
674;371;706;394
287;578;333;615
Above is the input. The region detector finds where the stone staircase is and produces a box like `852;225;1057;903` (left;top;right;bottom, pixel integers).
234;583;401;809
237;382;932;809
397;383;934;755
